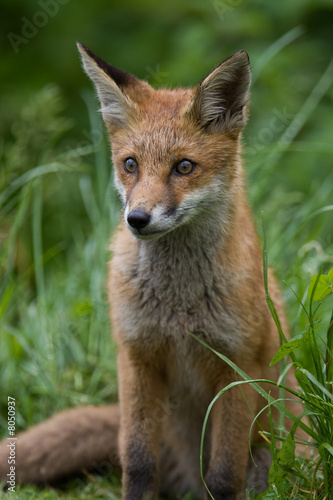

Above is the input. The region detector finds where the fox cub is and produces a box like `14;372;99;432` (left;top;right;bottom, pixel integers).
0;45;301;499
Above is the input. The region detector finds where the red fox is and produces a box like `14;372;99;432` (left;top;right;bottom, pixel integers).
0;45;304;499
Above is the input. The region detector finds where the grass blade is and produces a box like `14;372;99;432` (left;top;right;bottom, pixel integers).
253;26;305;83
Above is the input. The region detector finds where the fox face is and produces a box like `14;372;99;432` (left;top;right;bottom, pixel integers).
78;44;251;240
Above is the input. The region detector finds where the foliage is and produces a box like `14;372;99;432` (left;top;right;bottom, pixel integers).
263;267;333;499
0;86;120;432
196;267;333;499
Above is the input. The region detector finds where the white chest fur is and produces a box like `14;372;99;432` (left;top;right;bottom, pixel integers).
109;225;243;357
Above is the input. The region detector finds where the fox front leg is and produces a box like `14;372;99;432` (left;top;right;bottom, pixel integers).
204;366;261;500
117;347;165;500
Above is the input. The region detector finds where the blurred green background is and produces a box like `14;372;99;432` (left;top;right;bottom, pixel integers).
0;0;333;497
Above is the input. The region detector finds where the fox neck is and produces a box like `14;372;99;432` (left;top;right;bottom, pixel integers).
137;183;250;278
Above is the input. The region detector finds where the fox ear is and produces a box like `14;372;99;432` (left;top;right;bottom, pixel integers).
189;50;251;132
77;43;138;129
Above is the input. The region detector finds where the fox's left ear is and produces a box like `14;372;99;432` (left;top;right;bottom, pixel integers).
188;50;251;133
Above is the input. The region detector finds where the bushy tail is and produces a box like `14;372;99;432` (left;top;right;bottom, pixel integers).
0;404;120;485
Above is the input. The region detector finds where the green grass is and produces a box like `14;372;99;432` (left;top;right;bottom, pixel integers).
1;38;333;499
195;265;333;500
3;475;123;500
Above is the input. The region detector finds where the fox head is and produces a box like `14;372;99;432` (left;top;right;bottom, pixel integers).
77;43;251;240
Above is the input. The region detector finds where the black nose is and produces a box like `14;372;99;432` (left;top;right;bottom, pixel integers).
127;209;151;229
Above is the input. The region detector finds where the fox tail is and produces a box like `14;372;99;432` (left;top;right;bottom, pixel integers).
0;404;120;485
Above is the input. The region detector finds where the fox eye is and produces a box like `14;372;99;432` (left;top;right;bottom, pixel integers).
175;159;196;175
124;157;138;173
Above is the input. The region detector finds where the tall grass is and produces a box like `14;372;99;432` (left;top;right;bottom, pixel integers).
0;86;120;432
195;263;332;499
194;223;333;499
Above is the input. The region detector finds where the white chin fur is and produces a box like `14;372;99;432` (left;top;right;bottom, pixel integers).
127;225;172;241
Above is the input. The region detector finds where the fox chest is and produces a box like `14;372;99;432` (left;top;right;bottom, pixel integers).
109;244;243;357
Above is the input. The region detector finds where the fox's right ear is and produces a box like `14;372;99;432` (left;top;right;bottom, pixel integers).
77;43;139;129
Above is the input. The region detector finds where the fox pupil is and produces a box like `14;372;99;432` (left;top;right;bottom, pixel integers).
176;159;195;175
124;158;137;173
